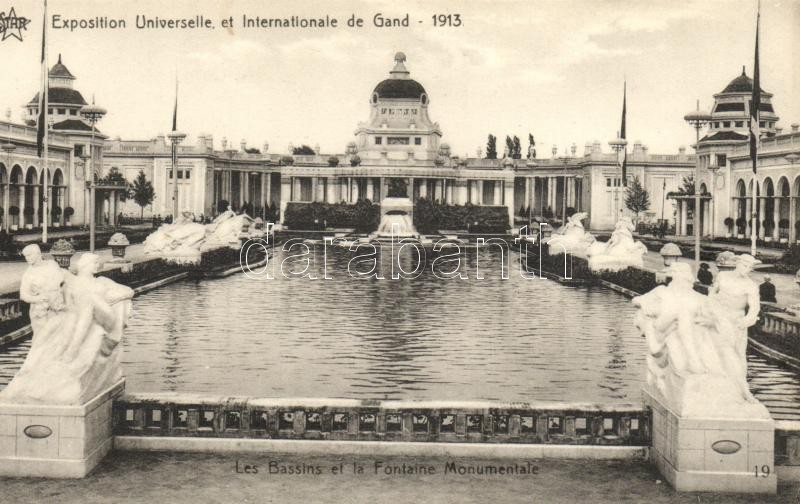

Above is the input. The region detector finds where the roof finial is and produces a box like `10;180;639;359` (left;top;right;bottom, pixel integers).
390;51;410;79
742;65;746;75
58;54;62;64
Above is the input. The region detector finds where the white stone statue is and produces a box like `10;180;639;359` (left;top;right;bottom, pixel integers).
586;216;647;271
1;252;133;405
202;207;253;250
144;209;207;264
546;212;596;256
633;261;769;419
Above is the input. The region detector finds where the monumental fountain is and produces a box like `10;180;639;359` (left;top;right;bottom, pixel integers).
546;212;596;256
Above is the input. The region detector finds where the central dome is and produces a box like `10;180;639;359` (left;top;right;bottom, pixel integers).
372;52;427;100
373;78;426;99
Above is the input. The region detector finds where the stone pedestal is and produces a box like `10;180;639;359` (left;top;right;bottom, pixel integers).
643;387;776;494
0;379;124;478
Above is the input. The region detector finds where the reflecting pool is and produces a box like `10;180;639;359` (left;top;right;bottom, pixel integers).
1;244;798;420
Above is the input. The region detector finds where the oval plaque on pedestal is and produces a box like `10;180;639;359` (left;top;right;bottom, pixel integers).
711;439;741;455
23;424;53;439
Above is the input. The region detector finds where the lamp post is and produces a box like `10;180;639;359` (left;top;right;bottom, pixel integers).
683;100;712;271
609;135;628;220
80;100;107;253
167;129;187;219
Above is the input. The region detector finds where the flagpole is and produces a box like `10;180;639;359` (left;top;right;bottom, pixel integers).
750;2;761;257
41;0;48;244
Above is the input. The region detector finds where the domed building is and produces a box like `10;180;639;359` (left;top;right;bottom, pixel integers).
675;66;800;243
354;52;442;162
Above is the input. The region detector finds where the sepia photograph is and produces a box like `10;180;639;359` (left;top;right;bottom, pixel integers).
0;0;798;502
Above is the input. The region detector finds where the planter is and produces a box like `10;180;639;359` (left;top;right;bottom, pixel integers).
108;232;130;260
11;225;17;231
737;234;744;239
725;233;732;238
781;238;789;244
50;239;75;269
765;237;773;243
25;224;32;230
65;219;72;226
53;223;61;228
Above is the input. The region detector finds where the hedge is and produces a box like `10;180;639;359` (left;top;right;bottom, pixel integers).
283;201;380;232
414;198;509;234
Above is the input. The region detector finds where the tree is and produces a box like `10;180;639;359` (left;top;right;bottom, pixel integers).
505;136;514;158
625;176;651;221
292;144;316;155
485;134;497;159
512;136;522;159
527;134;536;159
131;170;155;218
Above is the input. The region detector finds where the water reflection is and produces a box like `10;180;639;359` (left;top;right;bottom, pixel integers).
0;245;798;420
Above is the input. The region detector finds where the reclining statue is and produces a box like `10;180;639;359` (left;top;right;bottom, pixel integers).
202;207;253;251
143;209;207;264
546;212;596;256
633;259;769;419
587;216;647;272
0;247;133;405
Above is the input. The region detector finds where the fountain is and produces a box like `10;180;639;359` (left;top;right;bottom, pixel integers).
373;197;419;240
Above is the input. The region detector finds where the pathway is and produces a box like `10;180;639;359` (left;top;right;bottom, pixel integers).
0;243;147;296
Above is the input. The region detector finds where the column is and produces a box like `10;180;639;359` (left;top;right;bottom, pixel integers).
476;180;484;205
408;177;414;199
531;177;538;215
745;197;752;237
260;173;267;209
790;197;797;243
492;180;501;206
773;197;780;241
446;181;453;204
279;176;291;223
3;182;9;231
352;178;360;201
758;197;766;239
309;177;317;203
504;180;514;225
419;179;428;199
111;192;118;227
523;178;531;213
435;180;443;202
456;180;468;205
327;177;338;203
32;185;39;227
380;177;387;202
366;178;374;201
241;172;249;206
680;200;688;235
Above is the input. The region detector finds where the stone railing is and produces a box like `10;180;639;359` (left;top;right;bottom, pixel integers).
759;311;800;339
113;394;651;446
0;298;22;323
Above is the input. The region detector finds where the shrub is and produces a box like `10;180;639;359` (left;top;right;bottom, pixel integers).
64;206;74;218
735;217;746;233
280;155;294;166
350;155;361;167
217;200;230;213
51;206;62;216
9;206;19;216
724;217;734;231
23;207;34;217
328;156;340;167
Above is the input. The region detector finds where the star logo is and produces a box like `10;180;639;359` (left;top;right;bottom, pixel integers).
0;7;30;42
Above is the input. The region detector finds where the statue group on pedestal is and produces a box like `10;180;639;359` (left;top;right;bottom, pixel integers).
143;207;256;264
633;256;770;419
0;245;133;405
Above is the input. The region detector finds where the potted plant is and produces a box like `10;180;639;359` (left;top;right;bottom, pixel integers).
9;206;19;231
763;219;774;243
51;206;62;228
64;206;74;226
50;238;75;269
280;155;294;166
735;217;746;239
779;218;790;243
23;206;34;229
349;154;361;167
327;156;340;167
723;217;734;238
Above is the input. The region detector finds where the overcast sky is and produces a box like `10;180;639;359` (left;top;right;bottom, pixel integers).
1;0;798;156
